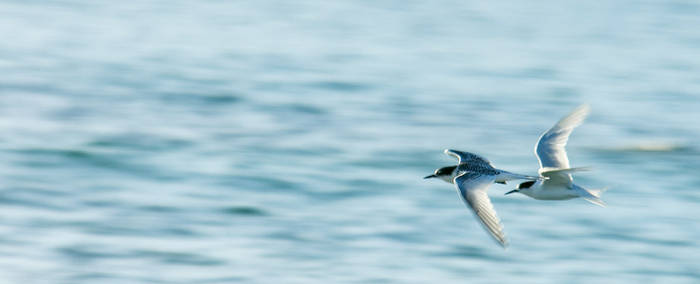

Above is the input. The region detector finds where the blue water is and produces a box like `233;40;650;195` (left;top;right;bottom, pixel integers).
1;1;700;283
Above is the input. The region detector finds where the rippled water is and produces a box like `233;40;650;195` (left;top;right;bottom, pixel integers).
1;1;699;283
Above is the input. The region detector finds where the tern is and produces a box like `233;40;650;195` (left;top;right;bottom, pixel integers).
425;149;540;247
505;104;607;206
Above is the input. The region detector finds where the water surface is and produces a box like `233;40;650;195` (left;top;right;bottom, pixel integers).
1;0;699;283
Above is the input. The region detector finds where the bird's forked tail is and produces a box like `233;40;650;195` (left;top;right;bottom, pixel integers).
573;184;608;207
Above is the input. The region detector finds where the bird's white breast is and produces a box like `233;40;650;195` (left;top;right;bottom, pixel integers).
524;183;578;200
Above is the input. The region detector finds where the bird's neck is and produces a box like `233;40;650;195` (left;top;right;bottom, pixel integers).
440;174;455;184
518;188;536;197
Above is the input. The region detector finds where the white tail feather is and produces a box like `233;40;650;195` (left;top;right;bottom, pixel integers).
587;187;609;198
583;197;606;207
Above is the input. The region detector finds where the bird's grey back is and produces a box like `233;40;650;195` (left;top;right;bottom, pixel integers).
456;161;500;176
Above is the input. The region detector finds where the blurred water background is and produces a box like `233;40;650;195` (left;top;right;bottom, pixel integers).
1;0;699;283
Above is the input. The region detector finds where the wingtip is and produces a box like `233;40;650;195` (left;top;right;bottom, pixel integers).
444;149;459;160
574;103;591;115
557;103;591;126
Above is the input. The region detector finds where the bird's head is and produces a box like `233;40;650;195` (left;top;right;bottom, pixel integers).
505;180;536;195
424;165;457;183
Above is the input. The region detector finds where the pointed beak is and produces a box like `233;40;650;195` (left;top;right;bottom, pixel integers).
424;174;437;179
504;189;519;195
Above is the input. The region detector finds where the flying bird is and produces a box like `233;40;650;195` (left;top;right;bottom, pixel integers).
425;149;539;247
505;104;607;206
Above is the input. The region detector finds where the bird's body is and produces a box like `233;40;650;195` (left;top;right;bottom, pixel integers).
425;149;539;248
506;104;606;207
516;178;578;200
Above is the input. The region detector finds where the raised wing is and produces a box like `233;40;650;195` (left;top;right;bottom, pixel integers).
535;104;590;170
445;149;491;166
454;172;508;248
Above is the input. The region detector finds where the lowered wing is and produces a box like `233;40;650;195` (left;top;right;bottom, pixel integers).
454;171;508;248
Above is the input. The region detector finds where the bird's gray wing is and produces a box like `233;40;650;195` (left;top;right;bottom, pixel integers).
535;104;590;170
445;149;491;166
538;167;591;186
454;171;508;248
